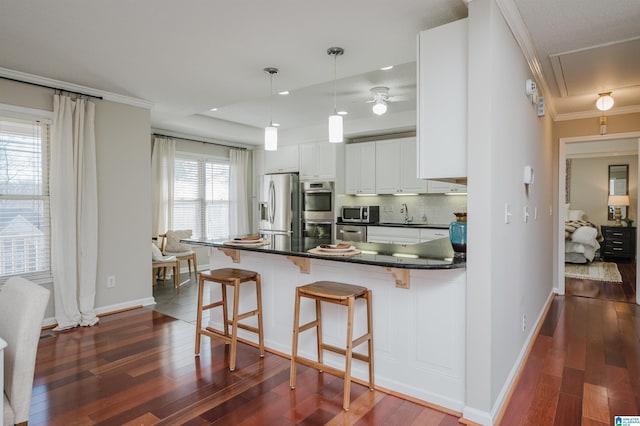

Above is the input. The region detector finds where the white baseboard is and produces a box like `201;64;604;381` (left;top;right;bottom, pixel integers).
42;296;156;328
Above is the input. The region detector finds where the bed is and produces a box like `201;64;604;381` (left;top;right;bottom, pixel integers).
564;207;603;263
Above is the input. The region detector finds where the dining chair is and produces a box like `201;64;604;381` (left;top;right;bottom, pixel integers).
0;276;50;426
158;230;198;279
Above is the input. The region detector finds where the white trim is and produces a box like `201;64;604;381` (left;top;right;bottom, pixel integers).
0;102;54;121
495;0;557;120
41;297;157;328
462;406;493;426
0;67;153;110
557;131;640;303
555;105;640;122
490;290;556;423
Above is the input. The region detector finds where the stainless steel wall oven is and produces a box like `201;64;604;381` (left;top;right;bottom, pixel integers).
302;181;334;249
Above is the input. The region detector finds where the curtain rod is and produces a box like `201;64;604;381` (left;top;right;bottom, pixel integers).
153;133;247;150
0;76;104;100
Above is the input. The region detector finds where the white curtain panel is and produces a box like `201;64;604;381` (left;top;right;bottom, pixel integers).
50;94;99;330
151;137;175;237
229;149;250;235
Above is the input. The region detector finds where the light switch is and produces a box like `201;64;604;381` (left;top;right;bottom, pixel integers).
524;206;529;223
505;203;512;224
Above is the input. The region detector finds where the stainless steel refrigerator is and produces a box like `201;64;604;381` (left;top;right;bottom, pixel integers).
258;173;301;250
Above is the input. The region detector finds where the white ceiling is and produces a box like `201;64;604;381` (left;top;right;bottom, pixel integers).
1;0;639;146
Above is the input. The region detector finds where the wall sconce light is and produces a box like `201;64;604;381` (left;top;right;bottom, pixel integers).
264;67;279;151
327;47;344;143
596;92;614;111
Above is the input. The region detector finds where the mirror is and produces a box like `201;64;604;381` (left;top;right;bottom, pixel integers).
608;164;629;220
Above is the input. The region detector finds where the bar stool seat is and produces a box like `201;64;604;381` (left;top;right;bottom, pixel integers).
289;280;374;411
195;268;264;371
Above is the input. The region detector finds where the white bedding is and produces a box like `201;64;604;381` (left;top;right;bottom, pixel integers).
564;220;601;264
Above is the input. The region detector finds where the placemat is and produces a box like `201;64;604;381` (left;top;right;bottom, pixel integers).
223;240;271;247
307;248;361;256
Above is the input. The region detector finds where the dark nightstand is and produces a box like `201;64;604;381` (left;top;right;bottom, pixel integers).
601;226;636;260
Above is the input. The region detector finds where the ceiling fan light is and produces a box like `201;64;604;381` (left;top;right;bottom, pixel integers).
372;99;387;115
329;114;343;143
264;125;278;151
596;92;614;111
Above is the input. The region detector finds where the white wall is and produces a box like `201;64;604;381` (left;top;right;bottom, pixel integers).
465;0;554;423
0;78;152;319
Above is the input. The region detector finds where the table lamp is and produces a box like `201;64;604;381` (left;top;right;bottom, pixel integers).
608;195;630;226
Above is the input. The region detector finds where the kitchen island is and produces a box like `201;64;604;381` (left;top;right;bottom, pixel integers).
185;236;467;414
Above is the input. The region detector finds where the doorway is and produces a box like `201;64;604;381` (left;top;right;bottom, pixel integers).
557;132;640;305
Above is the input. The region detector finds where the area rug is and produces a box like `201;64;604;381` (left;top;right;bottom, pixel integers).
564;261;622;282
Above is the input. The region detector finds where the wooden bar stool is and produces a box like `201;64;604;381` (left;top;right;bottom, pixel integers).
289;281;374;411
195;268;264;371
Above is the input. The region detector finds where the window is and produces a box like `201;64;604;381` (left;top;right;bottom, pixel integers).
0;116;51;282
173;154;229;239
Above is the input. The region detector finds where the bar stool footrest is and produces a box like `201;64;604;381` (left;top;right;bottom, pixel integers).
294;356;346;380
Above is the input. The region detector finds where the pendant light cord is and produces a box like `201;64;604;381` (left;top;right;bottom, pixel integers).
269;72;273;125
333;54;337;114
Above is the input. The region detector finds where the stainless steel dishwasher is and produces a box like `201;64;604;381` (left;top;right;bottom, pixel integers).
336;224;367;243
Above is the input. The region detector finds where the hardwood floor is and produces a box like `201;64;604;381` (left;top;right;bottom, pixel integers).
499;295;640;425
30;308;460;425
565;261;636;303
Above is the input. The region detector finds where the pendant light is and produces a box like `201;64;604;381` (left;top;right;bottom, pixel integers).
596;91;614;111
327;47;344;143
264;67;278;151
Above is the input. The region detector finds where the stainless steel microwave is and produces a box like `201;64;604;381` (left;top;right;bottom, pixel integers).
340;206;380;223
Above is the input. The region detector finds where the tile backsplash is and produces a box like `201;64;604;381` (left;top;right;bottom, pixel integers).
336;194;467;225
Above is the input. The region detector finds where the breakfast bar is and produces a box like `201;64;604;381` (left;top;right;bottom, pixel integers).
185;236;467;413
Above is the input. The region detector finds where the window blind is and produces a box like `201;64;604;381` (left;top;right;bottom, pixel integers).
0;116;51;282
173;155;229;239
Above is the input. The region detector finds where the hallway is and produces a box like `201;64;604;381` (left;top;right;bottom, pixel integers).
499;295;640;425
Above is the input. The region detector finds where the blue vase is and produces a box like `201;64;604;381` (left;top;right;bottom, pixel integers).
449;213;467;256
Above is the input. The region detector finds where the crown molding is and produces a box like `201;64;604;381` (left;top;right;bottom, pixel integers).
0;67;153;110
554;104;640;121
495;0;557;119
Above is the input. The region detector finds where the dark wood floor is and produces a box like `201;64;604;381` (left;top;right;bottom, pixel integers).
30;263;640;425
565;261;636;303
499;295;640;425
30;308;461;425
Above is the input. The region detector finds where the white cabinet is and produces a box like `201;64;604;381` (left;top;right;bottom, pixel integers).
376;137;427;194
420;228;449;242
426;180;467;194
264;145;299;173
367;226;421;244
345;142;376;194
299;142;336;180
417;18;468;180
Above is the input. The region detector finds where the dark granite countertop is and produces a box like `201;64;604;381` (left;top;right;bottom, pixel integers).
184;235;465;270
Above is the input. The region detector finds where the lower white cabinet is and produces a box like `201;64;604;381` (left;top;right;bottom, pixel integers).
420;228;449;242
367;226;450;244
367;226;421;244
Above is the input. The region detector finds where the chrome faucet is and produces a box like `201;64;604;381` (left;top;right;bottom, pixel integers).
401;203;412;223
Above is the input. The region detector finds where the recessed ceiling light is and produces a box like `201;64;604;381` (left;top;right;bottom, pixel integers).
380;65;394;71
337;111;348;116
272;123;280;127
278;90;290;95
209;107;218;112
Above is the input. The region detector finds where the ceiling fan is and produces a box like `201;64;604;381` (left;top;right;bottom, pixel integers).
366;86;408;115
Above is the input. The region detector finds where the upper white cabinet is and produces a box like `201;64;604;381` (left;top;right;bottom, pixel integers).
376;137;427;194
345;142;376;194
299;142;337;180
427;180;467;194
264;145;299;173
417;18;468;180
